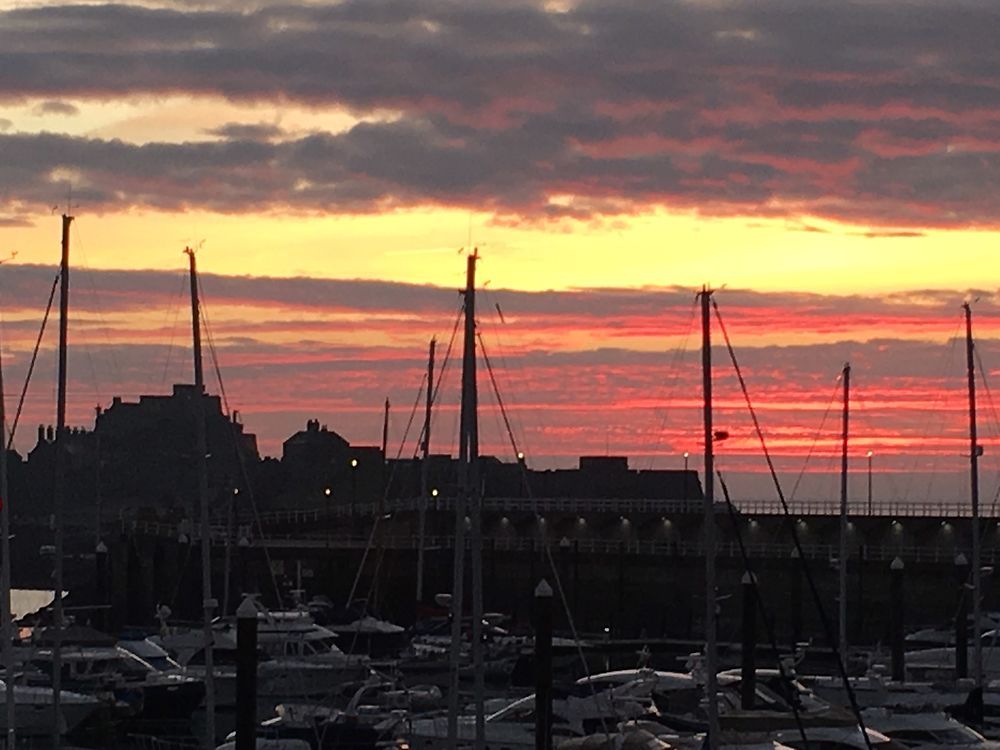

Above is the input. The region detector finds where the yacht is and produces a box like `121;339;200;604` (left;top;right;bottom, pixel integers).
861;708;998;750
406;676;656;750
18;625;205;722
307;597;407;658
0;679;101;736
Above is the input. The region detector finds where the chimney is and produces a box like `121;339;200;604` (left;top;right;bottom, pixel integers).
37;425;45;444
46;425;54;442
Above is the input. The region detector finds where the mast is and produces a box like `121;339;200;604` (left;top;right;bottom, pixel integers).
416;338;436;604
380;397;390;517
51;213;72;749
0;276;14;746
186;247;216;749
838;363;850;663
964;303;982;696
700;286;719;750
448;252;483;750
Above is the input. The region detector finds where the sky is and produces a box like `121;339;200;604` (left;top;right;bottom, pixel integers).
0;0;998;506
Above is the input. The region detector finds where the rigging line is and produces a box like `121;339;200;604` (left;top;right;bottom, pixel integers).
478;334;611;735
903;314;965;505
197;284;285;609
787;376;843;505
975;347;1000;442
480;292;521;444
711;297;873;750
411;299;465;460
71;222;121;388
977;351;1000;514
477;333;520;474
8;271;60;449
348;370;427;619
160;270;188;389
645;297;699;471
718;470;810;750
481;289;529;452
408;374;430;461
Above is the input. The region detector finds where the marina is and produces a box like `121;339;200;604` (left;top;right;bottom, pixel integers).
0;232;996;750
0;3;998;749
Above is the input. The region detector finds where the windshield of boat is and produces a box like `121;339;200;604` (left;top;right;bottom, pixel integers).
888;726;984;747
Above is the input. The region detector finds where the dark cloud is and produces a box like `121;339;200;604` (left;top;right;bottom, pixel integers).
205;122;284;141
0;1;999;225
2;264;998;336
32;99;79;116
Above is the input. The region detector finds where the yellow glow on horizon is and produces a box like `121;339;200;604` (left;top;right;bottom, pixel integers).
2;206;998;298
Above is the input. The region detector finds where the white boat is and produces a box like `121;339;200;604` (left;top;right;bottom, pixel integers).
218;600;371;672
157;621;373;707
19;627;205;721
407;678;655;750
861;708;998;750
774;724;898;750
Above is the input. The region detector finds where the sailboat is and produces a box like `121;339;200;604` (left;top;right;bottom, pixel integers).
0;217;102;741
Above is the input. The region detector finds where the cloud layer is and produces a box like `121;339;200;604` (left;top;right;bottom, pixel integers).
1;1;999;225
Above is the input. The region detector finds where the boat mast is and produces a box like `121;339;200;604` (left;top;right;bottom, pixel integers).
0;273;14;746
963;303;982;698
186;247;216;749
447;252;483;750
381;397;390;515
416;338;436;604
838;363;850;663
700;286;719;750
51;213;72;750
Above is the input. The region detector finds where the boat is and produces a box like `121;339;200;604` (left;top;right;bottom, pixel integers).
156;619;373;707
17;624;205;723
0;679;100;736
306;597;406;658
406;678;656;750
860;708;998;750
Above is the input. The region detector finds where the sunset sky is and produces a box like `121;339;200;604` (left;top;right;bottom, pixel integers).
0;0;998;505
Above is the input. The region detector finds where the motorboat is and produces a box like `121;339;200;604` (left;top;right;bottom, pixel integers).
861;708;999;750
18;625;205;722
0;679;101;736
306;597;407;658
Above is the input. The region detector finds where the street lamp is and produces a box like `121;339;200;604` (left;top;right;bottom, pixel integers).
867;451;874;515
350;458;358;522
683;452;689;470
322;487;332;546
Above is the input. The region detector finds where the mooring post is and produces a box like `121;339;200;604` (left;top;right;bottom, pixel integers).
535;579;553;750
790;547;802;649
236;595;259;750
740;571;757;709
95;540;108;631
956;552;970;680
890;557;904;682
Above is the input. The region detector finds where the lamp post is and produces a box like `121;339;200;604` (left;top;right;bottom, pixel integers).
867;450;874;516
323;487;332;546
683;452;690;501
350;458;358;524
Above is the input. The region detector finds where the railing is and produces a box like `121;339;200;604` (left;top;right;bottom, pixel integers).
245;496;704;525
217;495;981;528
733;497;983;518
124;519;1000;564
